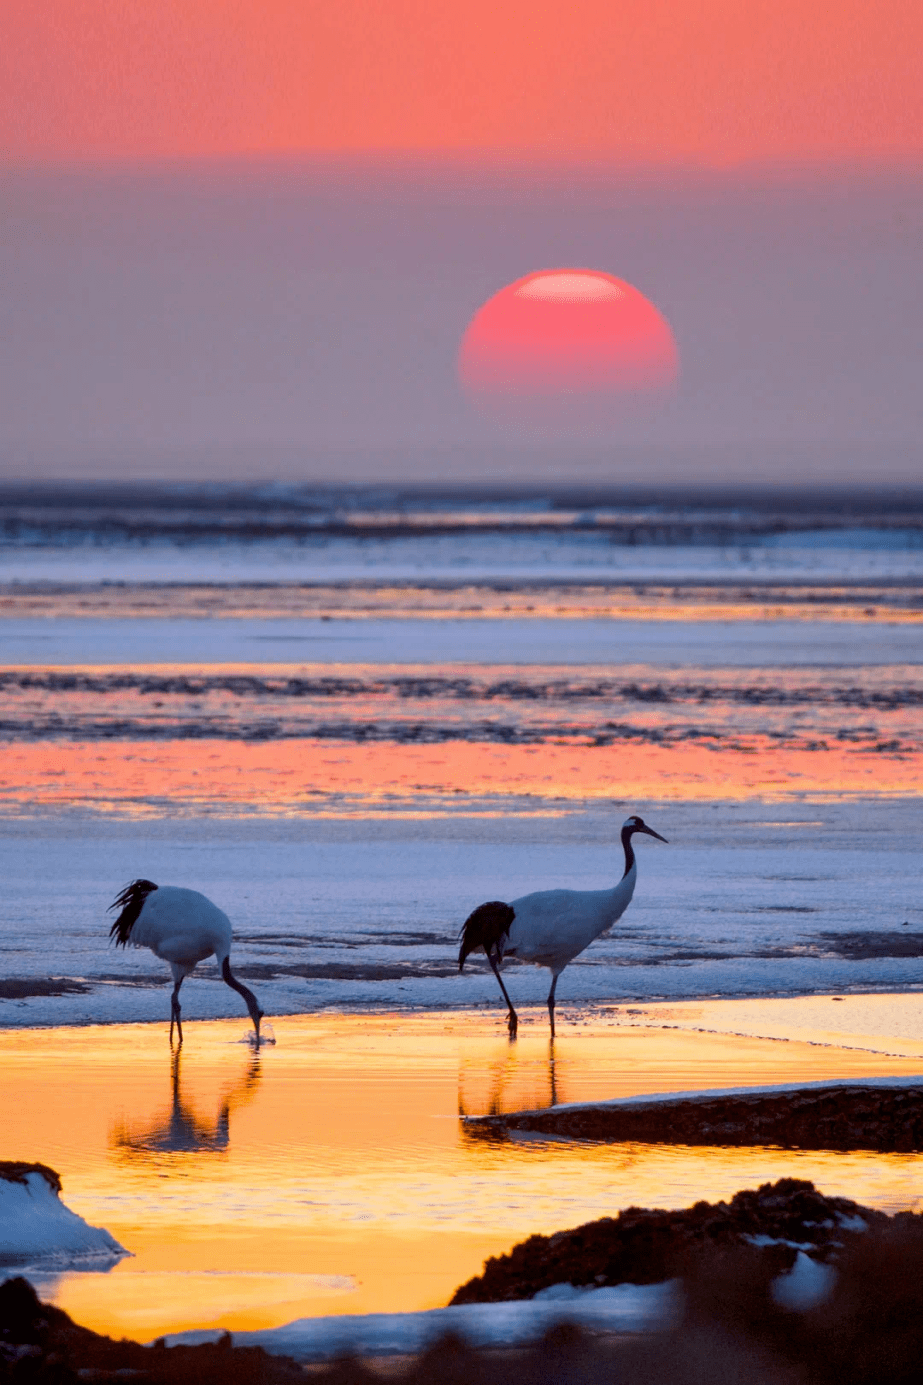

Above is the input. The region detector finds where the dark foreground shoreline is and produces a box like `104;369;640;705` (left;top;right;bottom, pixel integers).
8;1179;923;1384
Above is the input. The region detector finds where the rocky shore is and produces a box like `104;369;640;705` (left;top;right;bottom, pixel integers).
451;1178;882;1303
464;1080;923;1153
8;1194;923;1385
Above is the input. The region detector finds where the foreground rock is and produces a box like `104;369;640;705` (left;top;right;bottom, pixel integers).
464;1079;923;1152
451;1178;887;1303
0;1163;126;1267
0;1276;304;1384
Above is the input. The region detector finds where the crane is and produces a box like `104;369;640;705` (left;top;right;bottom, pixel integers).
458;815;667;1039
108;879;263;1046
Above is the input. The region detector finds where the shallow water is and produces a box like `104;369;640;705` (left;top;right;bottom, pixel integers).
7;1004;923;1339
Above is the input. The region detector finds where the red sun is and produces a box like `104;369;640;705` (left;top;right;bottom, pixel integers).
458;269;678;431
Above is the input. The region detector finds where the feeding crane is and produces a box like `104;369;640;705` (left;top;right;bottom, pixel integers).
108;879;263;1046
458;815;667;1039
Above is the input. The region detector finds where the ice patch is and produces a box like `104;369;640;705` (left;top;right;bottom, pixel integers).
159;1260;843;1361
836;1213;869;1233
744;1235;817;1251
160;1283;679;1360
0;1171;127;1267
771;1252;837;1311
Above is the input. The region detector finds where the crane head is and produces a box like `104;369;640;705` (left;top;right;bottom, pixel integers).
623;815;668;843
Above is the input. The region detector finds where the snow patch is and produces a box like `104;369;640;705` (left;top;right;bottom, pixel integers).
160;1260;844;1362
0;1171;127;1268
159;1283;679;1361
744;1235;817;1251
771;1252;837;1312
836;1214;869;1233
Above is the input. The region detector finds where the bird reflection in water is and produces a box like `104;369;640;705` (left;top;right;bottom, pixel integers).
110;1047;261;1161
458;1040;564;1124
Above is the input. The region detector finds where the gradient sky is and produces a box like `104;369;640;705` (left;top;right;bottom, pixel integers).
4;0;922;164
1;2;921;482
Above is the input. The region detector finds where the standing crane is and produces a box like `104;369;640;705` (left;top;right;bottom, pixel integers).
458;815;667;1039
108;879;264;1046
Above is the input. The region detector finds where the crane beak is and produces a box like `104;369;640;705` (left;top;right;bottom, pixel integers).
641;826;668;843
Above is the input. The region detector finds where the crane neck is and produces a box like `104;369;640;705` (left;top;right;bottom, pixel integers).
620;825;637;880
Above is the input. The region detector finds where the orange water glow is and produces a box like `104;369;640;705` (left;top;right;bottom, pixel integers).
4;1005;923;1340
1;737;920;819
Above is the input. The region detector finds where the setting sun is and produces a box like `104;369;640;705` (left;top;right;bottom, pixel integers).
458;269;678;430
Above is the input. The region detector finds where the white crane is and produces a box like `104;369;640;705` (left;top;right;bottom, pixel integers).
458;815;667;1039
108;879;264;1046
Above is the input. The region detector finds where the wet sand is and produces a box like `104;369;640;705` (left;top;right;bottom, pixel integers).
5;998;923;1341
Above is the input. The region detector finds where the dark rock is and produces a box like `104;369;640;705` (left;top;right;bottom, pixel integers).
0;980;89;1000
465;1082;923;1153
0;1163;63;1195
450;1178;889;1304
0;1277;304;1384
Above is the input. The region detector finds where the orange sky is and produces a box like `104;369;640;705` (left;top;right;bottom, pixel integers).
3;0;921;164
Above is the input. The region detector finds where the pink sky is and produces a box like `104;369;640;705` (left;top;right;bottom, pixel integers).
3;0;922;164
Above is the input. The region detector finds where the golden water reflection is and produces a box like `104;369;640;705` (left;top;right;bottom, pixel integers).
3;1005;923;1340
458;1040;584;1116
111;1048;261;1162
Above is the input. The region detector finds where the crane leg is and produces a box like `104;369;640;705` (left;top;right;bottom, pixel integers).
169;977;184;1047
547;974;559;1040
487;950;518;1040
222;957;263;1045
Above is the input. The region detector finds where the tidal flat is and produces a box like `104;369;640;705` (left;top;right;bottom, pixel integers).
2;485;923;1350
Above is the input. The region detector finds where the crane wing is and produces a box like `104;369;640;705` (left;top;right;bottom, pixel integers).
508;881;635;968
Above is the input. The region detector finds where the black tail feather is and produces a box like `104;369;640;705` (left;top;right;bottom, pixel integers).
459;901;515;971
108;879;158;946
